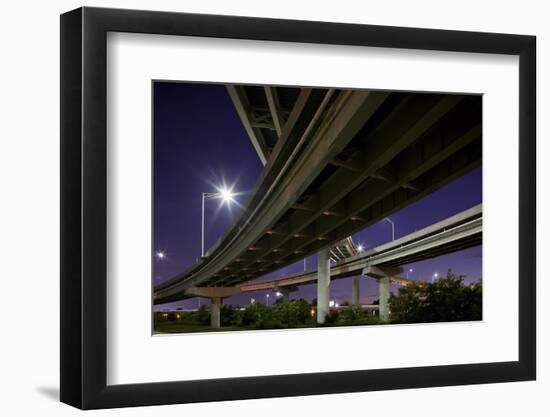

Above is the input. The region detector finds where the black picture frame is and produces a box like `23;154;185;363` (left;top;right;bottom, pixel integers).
60;6;536;410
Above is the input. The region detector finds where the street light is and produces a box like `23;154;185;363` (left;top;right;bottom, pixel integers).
266;293;270;307
276;291;282;297
357;244;364;252
432;272;439;283
407;268;413;278
201;186;236;257
383;217;395;241
154;250;166;261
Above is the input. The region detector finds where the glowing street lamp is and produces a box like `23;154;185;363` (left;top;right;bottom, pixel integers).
407;268;413;278
201;186;237;257
357;244;364;252
154;250;166;261
266;293;270;307
432;272;439;283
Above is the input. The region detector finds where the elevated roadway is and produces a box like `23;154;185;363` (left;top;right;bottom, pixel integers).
154;87;482;325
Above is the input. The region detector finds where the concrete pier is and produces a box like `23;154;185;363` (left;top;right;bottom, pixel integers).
352;275;361;306
378;277;390;322
210;297;222;328
317;248;331;324
364;266;401;323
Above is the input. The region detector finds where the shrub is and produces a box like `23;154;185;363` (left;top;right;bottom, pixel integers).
270;299;311;327
389;269;482;324
195;304;211;325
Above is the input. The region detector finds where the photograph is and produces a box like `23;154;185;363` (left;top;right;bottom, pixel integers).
53;4;537;411
152;82;483;334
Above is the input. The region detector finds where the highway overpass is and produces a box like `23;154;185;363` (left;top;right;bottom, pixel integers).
154;87;482;325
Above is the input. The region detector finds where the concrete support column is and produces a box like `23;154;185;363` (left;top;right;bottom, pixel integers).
351;275;361;306
210;297;222;328
378;277;390;322
317;248;331;324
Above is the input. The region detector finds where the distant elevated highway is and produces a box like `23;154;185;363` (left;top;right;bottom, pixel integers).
238;204;481;292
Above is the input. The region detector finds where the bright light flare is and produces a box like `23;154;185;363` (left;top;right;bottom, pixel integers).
217;186;235;203
357;244;364;252
155;250;166;260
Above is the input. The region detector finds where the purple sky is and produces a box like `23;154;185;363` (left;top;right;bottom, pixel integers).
153;82;482;310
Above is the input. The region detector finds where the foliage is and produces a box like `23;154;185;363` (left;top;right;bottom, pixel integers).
336;305;380;326
220;304;243;327
389;269;482;324
195;304;211;325
270;299;312;327
241;302;271;327
240;299;314;329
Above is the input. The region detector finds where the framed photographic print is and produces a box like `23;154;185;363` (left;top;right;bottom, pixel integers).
60;6;536;409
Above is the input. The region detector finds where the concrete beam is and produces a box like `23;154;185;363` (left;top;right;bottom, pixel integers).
363;266;402;279
317;248;331;324
264;86;284;136
226;85;269;165
211;297;222;328
185;287;241;299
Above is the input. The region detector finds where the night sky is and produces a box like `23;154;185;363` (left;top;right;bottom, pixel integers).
153;82;482;311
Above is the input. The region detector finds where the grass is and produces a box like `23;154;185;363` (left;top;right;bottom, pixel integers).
154;322;255;334
153;319;381;334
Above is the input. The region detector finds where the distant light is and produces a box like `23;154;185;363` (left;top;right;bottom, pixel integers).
250;298;255;304
329;300;335;308
155;251;166;260
276;291;282;297
335;303;339;308
266;294;270;298
357;244;364;252
409;268;413;273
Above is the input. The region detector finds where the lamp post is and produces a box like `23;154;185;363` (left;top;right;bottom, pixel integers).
383;217;395;241
432;272;439;283
266;293;270;307
201;187;236;257
407;268;413;278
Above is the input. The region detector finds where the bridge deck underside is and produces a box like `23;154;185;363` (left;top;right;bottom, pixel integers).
155;88;481;304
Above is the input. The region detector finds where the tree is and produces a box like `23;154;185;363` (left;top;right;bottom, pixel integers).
220;304;242;327
389;269;482;324
271;299;311;327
